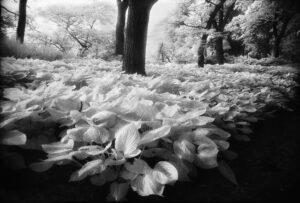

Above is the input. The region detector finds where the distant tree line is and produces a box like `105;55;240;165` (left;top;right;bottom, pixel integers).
1;0;299;75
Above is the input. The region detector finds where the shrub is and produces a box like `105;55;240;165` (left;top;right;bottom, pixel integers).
0;38;63;61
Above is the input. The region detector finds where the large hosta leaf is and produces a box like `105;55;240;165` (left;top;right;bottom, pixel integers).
91;110;117;128
0;130;26;145
152;161;178;185
78;142;111;156
124;159;151;175
131;173;164;196
139;125;171;146
194;137;219;169
70;159;106;181
66;127;88;142
115;123;141;158
173;139;195;162
83;126;110;144
42;139;74;154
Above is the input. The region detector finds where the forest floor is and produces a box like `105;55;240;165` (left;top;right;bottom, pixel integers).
0;60;300;203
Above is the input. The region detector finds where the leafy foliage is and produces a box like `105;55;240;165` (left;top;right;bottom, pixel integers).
0;57;297;200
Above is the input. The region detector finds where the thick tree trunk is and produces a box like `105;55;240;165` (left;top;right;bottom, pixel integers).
197;33;208;67
122;0;157;75
215;37;224;64
197;0;226;68
272;15;292;58
16;0;27;43
115;0;128;55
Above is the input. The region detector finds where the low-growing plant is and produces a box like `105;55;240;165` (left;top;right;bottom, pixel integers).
0;38;63;61
0;58;297;201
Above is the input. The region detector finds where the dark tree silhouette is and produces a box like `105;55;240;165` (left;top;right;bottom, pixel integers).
122;0;157;75
115;0;129;55
271;10;293;57
16;0;27;43
212;0;236;65
197;0;225;67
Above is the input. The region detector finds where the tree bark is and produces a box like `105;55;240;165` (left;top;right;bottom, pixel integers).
215;4;224;65
272;14;292;58
122;0;157;75
16;0;27;43
115;0;128;55
272;38;280;58
215;37;224;64
197;33;208;67
197;0;226;68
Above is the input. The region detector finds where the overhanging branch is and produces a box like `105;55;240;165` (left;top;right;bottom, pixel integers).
1;5;18;16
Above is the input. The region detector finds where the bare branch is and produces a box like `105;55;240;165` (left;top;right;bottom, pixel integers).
181;22;206;29
1;5;18;16
205;0;218;6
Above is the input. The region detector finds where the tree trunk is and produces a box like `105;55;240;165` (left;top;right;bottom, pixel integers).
215;37;224;64
197;33;208;67
115;0;128;55
16;0;27;43
197;0;226;67
122;0;157;75
272;14;292;58
215;3;224;65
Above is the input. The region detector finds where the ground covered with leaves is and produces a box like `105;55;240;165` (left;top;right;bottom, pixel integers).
0;57;299;202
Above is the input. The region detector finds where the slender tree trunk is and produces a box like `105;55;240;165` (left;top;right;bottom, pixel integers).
215;37;224;64
272;38;280;58
16;0;27;43
215;3;224;65
115;0;128;55
122;0;157;75
197;33;208;67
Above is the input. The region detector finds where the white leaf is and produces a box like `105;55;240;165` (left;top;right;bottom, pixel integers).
173;139;195;162
153;161;178;185
124;159;150;175
193;128;231;140
83;126;110;144
69;110;82;122
78;142;111;156
213;140;230;151
177;109;206;123
1;130;26;145
131;173;164;196
42;139;74;154
139;125;171;146
66;127;88;142
161;104;180;117
91;111;117;128
0;111;32;128
70;159;105;181
190;116;215;126
195;137;219;169
115;123;141;158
